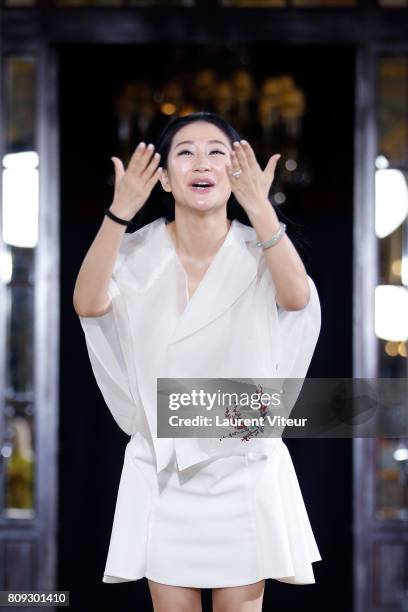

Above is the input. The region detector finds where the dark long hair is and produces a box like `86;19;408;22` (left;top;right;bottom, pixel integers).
126;111;252;232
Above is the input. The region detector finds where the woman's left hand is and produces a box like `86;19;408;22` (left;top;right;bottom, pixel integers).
225;140;281;216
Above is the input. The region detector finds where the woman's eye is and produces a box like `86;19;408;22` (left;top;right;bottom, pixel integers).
177;149;225;156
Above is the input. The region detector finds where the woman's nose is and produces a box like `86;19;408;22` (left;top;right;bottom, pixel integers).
193;153;211;170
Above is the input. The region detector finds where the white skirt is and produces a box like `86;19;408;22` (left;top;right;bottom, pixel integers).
102;432;322;588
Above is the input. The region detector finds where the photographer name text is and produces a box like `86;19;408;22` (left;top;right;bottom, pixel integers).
167;415;307;427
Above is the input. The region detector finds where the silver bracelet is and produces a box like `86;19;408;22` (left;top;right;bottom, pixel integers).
255;222;286;249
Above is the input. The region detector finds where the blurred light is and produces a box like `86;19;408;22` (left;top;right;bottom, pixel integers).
385;341;399;356
375;285;408;341
0;250;12;283
375;155;389;170
273;192;286;205
2;162;39;247
285;159;297;172
375;169;408;238
161;103;177;115
394;441;408;462
0;445;12;459
394;447;408;461
391;259;402;277
398;342;407;357
3;151;39;169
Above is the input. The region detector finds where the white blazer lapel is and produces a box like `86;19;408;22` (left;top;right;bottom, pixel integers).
167;219;259;344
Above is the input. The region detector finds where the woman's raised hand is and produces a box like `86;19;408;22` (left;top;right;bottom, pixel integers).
225;140;280;217
110;142;162;220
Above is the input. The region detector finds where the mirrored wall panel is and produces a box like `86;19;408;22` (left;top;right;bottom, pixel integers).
1;55;38;519
373;55;408;523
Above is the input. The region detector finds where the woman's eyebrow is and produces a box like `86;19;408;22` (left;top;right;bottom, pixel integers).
174;139;230;149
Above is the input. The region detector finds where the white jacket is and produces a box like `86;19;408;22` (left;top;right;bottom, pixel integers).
78;216;321;473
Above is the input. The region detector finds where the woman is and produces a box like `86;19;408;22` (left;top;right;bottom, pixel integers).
73;111;322;612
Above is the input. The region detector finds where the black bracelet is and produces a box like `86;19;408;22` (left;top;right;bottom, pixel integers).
104;206;132;226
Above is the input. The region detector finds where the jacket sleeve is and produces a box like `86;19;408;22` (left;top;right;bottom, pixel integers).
256;252;321;378
77;270;141;436
275;274;321;418
276;274;321;379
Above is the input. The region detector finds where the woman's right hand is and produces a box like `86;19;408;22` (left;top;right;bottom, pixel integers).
109;142;162;220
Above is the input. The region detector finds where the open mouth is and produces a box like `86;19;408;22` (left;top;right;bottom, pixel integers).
189;182;215;193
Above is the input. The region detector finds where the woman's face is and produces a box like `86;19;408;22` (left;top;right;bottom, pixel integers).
159;121;233;213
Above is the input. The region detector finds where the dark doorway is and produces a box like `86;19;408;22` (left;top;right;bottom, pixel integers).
59;43;354;611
